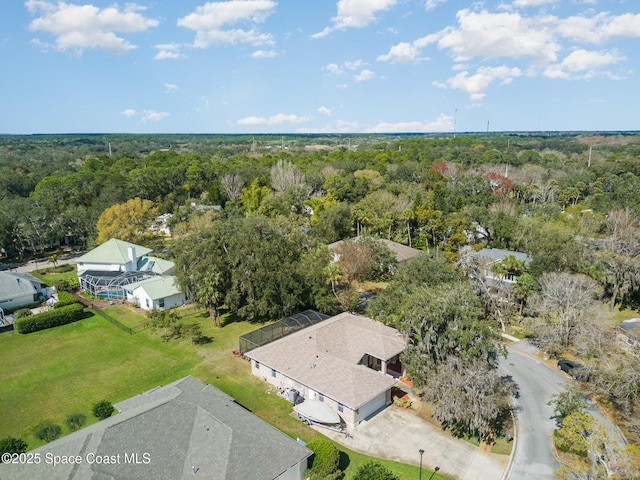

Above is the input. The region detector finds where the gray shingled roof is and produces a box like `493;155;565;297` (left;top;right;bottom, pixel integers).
0;376;311;480
328;237;422;263
476;248;532;264
246;312;406;409
0;271;45;303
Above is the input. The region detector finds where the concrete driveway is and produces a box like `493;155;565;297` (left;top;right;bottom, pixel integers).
318;406;507;480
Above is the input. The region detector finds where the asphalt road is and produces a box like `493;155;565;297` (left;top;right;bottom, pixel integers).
498;341;625;480
498;343;563;480
11;253;83;274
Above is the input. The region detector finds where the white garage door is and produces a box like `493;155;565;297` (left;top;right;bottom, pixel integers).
358;392;387;423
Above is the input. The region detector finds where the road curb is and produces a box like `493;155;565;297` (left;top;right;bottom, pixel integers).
500;408;517;480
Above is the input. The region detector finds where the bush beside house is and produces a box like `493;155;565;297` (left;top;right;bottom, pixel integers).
53;291;80;309
306;439;343;479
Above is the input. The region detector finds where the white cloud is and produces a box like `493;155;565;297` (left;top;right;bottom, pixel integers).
178;0;276;48
236;113;313;125
324;63;344;75
26;1;159;53
435;66;522;101
366;114;454;133
543;48;625;79
344;59;366;70
512;0;556;7
437;9;560;63
425;0;448;10
377;42;423;63
121;109;137;117
312;0;398;38
556;12;640;44
354;69;375;82
318;106;333;116
154;43;186;60
250;49;278;58
141;110;170;122
164;83;179;94
296;119;363;133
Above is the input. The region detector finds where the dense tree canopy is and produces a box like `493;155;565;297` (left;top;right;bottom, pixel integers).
172;215;336;321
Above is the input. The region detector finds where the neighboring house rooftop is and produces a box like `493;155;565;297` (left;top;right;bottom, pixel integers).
125;275;182;300
328;237;422;263
246;312;406;410
76;239;153;265
0;376;312;480
476;248;532;265
0;271;46;303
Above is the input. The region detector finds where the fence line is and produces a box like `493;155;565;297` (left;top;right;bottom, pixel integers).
92;307;133;334
74;293;146;334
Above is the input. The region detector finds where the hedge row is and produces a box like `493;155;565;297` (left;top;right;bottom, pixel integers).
14;304;84;334
53;291;80;309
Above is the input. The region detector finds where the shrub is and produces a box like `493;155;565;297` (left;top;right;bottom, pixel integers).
14;303;84;334
53;278;71;292
65;413;87;432
306;439;341;479
34;423;62;443
14;308;33;319
92;400;114;420
353;461;400;480
54;291;80;309
0;437;28;459
52;264;74;273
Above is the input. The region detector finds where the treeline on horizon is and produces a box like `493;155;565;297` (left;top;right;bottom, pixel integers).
1;132;640;263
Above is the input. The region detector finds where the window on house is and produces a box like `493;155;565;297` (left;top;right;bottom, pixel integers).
338;403;343;413
159;298;165;308
271;369;276;378
145;298;150;308
318;394;324;402
255;361;260;369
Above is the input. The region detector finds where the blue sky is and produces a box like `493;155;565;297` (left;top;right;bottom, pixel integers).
1;0;639;134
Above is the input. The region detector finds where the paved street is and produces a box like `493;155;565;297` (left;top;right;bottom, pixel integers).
11;252;83;274
498;340;626;480
498;344;563;480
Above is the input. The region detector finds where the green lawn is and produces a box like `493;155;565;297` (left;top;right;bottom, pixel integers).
32;267;78;287
0;305;448;479
0;312;199;445
103;305;150;330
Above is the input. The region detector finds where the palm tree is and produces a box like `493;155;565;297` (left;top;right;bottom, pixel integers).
49;253;59;271
197;271;224;327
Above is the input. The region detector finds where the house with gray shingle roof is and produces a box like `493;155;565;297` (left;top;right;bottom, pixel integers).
328;237;422;265
0;271;50;311
0;376;312;480
475;248;532;284
246;312;407;429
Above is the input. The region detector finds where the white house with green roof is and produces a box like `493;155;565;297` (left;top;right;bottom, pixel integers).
125;275;186;311
77;239;181;303
76;238;173;276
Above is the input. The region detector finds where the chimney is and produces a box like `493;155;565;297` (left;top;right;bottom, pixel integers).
128;246;137;270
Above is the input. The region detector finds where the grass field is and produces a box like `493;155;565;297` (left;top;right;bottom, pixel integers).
0;303;447;479
0;312;199;446
32;267;78;287
103;304;150;330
